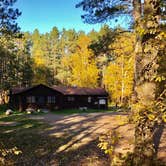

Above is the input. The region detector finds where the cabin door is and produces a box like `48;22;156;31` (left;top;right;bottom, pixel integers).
36;96;45;107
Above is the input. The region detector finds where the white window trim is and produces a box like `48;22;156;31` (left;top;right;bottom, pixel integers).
88;97;91;103
99;99;106;105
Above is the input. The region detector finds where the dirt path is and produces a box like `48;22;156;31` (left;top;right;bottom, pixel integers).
29;112;134;153
29;112;165;162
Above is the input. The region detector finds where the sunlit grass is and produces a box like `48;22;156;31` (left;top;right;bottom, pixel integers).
0;113;53;165
53;108;118;115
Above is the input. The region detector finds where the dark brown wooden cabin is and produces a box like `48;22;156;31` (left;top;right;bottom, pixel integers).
10;84;108;111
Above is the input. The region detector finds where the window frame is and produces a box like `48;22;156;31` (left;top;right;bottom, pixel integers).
47;96;56;104
67;96;75;102
88;96;91;103
99;99;106;105
26;96;35;103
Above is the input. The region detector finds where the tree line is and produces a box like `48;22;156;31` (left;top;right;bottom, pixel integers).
1;23;135;106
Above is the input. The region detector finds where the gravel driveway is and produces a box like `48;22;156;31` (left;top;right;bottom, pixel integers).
29;112;134;153
29;112;166;162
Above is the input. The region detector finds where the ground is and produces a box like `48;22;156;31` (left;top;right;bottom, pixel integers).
29;112;134;154
0;110;165;165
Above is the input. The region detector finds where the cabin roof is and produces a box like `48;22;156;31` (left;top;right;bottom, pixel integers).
11;84;108;96
11;84;53;95
52;86;108;96
11;85;38;94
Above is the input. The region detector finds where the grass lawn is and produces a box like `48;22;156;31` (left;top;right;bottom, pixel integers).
53;107;119;115
0;112;51;165
0;108;109;166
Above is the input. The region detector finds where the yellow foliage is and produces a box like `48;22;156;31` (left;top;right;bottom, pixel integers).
33;49;45;66
98;131;120;156
63;34;99;87
0;146;22;157
162;113;166;123
104;32;135;104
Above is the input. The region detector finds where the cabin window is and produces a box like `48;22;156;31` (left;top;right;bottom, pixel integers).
27;96;35;103
88;97;91;103
94;101;98;105
99;99;106;105
47;96;56;103
67;96;75;101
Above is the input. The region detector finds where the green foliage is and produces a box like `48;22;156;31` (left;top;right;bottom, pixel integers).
76;0;132;24
0;105;8;114
0;35;34;89
0;0;21;34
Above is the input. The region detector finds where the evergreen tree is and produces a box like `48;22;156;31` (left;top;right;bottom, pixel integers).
0;0;21;34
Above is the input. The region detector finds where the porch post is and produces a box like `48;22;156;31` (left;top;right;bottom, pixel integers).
18;96;23;112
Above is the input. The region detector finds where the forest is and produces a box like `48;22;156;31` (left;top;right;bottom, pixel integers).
0;0;166;165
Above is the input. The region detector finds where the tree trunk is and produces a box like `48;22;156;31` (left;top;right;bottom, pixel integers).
132;0;161;164
121;54;124;106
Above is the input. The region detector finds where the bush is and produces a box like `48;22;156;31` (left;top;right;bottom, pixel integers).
0;104;9;114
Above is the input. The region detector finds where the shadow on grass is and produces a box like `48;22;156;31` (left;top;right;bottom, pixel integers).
0;113;110;166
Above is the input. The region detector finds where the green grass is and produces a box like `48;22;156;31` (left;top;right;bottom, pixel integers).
52;107;118;115
0;112;53;165
0;104;8;115
0;103;119;116
0;104;22;116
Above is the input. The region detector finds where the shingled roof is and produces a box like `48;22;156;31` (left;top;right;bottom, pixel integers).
52;86;108;95
11;84;108;96
11;87;32;95
11;84;42;95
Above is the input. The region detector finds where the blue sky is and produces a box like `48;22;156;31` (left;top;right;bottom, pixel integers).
14;0;127;34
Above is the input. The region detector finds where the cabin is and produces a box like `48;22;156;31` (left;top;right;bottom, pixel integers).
9;84;108;111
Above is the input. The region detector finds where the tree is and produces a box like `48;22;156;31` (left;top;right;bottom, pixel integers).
0;0;23;90
0;0;21;34
131;1;166;164
49;27;62;84
76;0;131;24
77;0;165;165
57;28;79;85
89;25;119;86
30;29;55;85
62;34;99;87
104;31;135;106
0;0;24;160
15;33;33;87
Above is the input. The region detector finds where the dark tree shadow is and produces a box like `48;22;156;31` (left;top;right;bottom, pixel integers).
153;123;165;153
